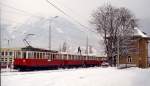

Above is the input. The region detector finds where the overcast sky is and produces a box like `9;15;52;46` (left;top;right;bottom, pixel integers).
1;0;150;32
1;0;150;55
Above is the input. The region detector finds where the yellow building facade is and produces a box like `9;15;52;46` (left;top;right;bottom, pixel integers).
0;48;21;68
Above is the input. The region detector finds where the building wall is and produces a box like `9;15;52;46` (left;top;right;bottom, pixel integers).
138;38;149;68
0;48;21;68
119;37;149;68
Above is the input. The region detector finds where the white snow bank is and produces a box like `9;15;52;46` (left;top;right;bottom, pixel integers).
1;67;150;86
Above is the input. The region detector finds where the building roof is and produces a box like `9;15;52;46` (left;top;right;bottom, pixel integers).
1;48;21;51
134;28;149;38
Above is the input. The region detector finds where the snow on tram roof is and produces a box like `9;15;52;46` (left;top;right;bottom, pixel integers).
21;46;58;53
59;52;106;57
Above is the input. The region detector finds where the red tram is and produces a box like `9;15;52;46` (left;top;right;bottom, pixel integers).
13;46;103;71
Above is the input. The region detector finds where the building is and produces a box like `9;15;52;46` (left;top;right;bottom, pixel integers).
0;48;21;68
119;28;150;68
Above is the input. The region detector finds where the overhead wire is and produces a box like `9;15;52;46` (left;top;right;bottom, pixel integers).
0;2;45;19
46;0;96;33
46;0;101;53
1;1;97;49
50;0;96;33
0;2;49;35
1;1;96;33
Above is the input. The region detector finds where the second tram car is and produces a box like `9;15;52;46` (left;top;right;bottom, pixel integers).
13;46;103;71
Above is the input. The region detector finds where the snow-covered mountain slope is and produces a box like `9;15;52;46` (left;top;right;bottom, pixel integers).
1;16;105;56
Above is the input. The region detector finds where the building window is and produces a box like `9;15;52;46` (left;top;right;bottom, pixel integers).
9;52;12;56
128;56;132;63
5;52;8;56
2;52;4;56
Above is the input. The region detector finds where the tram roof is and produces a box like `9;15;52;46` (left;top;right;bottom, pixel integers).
21;46;58;53
59;52;106;58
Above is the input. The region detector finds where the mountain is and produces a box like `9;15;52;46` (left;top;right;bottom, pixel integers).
1;16;105;56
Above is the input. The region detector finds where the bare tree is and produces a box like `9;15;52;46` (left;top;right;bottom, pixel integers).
62;41;67;52
58;44;62;52
89;45;93;54
91;4;138;66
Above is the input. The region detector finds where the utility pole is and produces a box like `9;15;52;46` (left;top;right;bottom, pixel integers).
85;36;89;55
117;37;120;67
49;19;51;50
7;40;10;69
49;16;58;50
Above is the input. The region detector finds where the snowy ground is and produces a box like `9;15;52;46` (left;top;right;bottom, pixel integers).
1;67;150;86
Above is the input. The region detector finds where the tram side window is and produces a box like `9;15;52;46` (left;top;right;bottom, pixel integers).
53;54;56;60
96;57;98;60
56;54;57;59
43;53;45;59
52;54;55;60
16;52;21;58
83;56;85;60
88;57;90;60
45;53;47;58
47;53;50;59
63;54;66;60
73;55;77;60
69;55;71;60
60;54;62;60
28;52;32;58
72;55;74;60
62;54;64;60
71;55;73;60
40;53;42;59
90;57;91;60
23;52;26;59
58;54;60;60
51;54;53;60
37;52;39;59
77;55;79;60
56;54;62;59
68;55;71;60
50;53;52;60
34;52;36;58
58;54;61;60
79;56;81;60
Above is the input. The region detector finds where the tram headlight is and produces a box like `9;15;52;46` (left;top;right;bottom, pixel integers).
23;60;26;62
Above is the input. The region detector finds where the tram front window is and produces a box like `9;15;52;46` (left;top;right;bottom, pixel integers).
16;52;21;58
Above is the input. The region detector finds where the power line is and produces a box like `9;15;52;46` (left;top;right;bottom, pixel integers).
0;2;45;19
0;3;49;34
1;1;97;39
51;0;96;33
46;0;95;33
1;1;96;33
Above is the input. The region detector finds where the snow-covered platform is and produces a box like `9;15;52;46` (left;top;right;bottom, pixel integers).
1;67;150;86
